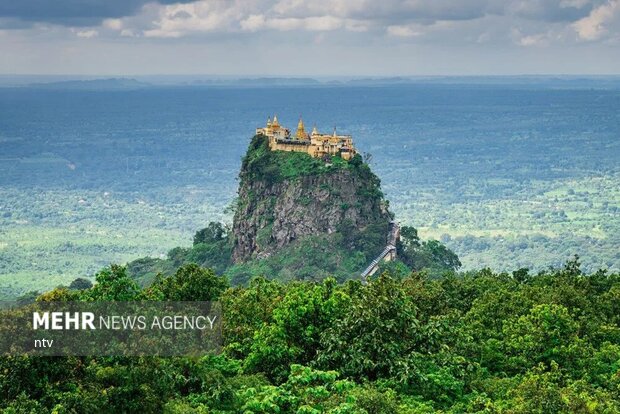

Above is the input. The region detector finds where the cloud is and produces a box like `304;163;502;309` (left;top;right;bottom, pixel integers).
0;0;604;30
573;0;620;40
272;0;498;22
507;0;598;22
516;31;550;45
75;29;98;38
241;15;345;32
113;0;616;41
103;19;123;31
387;25;425;37
112;0;497;39
0;0;198;27
240;14;266;31
1;0;619;50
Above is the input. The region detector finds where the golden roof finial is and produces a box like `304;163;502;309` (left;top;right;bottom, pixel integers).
272;114;279;127
296;115;306;140
311;124;318;135
267;116;272;127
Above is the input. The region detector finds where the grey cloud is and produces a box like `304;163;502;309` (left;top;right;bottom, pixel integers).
272;0;600;26
171;10;193;20
507;0;600;22
0;0;605;31
0;0;198;27
274;0;498;22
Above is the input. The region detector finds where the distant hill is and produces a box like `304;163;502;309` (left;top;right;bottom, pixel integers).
5;75;619;89
28;78;150;90
187;77;321;87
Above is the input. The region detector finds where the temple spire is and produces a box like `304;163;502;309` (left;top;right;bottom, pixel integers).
295;116;306;139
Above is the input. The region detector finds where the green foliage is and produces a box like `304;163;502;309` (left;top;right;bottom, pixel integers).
222;277;286;359
83;265;141;301
244;278;350;382
127;222;232;283
241;135;353;185
36;286;81;302
337;219;388;260
225;234;371;285
502;303;583;373
14;290;39;306
68;277;93;290
398;226;462;276
193;222;226;245
317;274;423;380
2;261;620;413
147;263;229;301
237;364;402;413
376;260;411;280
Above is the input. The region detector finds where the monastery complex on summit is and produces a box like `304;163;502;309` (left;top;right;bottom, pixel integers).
256;115;358;160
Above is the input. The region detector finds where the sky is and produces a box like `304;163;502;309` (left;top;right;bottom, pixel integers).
1;0;619;76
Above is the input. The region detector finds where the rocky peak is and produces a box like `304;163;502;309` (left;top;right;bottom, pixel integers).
231;135;392;264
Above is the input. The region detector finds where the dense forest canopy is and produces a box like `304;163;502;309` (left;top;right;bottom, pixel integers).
2;258;619;413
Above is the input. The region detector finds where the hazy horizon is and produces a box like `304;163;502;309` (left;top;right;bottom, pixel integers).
2;73;620;87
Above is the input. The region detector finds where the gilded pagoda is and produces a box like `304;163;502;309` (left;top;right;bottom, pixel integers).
256;115;357;160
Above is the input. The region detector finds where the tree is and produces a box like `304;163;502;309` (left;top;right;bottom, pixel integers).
238;365;382;413
502;303;583;372
85;265;141;301
14;291;39;306
150;263;228;301
317;274;422;380
193;222;227;246
221;277;286;359
244;278;350;382
69;277;93;290
398;227;461;274
420;240;462;272
400;225;420;249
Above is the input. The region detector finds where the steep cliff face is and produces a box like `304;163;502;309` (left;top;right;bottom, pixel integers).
232;135;392;263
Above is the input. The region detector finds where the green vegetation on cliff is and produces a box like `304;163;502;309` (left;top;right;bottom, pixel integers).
240;134;359;184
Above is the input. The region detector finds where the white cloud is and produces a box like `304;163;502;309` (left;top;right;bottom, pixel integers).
247;15;344;32
240;14;266;31
387;24;424;37
302;15;343;31
142;0;262;37
120;29;137;37
103;19;122;30
75;29;98;38
518;32;549;45
573;0;620;40
143;29;182;38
